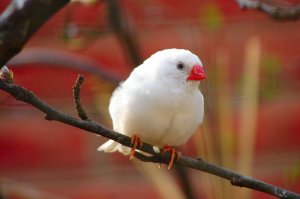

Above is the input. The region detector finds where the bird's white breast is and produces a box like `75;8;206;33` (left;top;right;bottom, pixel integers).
109;71;204;147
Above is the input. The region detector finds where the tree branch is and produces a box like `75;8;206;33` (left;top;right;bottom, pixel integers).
0;0;70;68
73;74;89;120
7;48;123;84
236;0;300;20
107;0;142;67
0;77;299;199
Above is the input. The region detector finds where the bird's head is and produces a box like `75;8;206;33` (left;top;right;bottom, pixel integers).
143;49;206;87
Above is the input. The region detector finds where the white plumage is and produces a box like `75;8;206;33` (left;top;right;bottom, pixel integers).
98;48;206;155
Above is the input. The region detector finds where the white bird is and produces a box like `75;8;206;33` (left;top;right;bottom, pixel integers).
98;48;206;169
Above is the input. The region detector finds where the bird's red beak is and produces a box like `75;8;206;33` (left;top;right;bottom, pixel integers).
187;64;206;81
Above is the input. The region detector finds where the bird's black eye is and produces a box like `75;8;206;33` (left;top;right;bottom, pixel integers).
177;63;184;70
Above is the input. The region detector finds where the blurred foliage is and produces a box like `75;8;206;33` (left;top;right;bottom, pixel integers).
1;1;300;199
200;3;223;30
284;160;300;188
261;54;281;100
71;0;99;6
90;76;115;125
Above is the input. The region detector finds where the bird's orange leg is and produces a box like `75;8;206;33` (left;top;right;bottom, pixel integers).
130;134;143;160
162;145;181;169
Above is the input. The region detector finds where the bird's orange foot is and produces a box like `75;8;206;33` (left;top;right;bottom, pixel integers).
162;145;181;169
130;134;143;160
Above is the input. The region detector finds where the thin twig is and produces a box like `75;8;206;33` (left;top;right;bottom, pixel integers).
0;78;299;199
73;74;88;120
236;0;300;20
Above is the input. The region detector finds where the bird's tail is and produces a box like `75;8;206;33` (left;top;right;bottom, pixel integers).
97;140;131;155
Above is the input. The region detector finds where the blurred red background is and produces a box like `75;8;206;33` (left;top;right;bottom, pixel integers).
0;0;300;199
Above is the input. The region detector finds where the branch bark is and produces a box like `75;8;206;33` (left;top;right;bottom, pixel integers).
0;78;299;199
236;0;300;20
73;74;89;120
0;0;70;68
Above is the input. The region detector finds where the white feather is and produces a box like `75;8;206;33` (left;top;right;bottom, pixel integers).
98;48;205;155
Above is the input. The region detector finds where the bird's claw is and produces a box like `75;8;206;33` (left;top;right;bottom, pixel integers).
162;145;181;169
130;134;143;160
